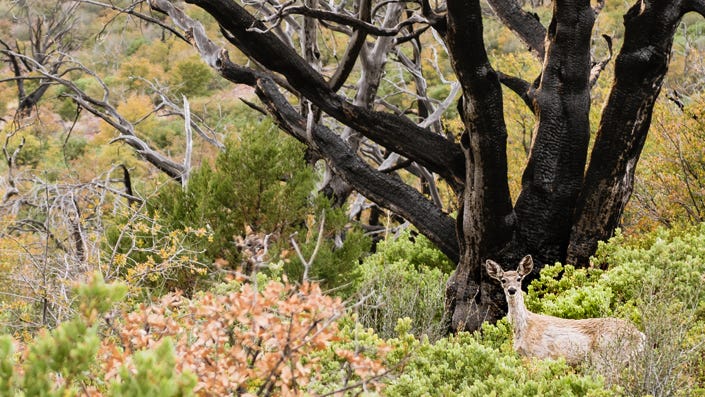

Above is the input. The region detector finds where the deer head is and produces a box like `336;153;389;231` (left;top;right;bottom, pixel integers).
485;255;533;299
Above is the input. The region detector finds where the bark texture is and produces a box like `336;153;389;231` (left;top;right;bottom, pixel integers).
567;1;693;266
445;0;514;331
135;0;705;331
1;0;686;335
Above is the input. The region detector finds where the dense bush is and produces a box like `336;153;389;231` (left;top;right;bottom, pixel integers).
384;326;609;397
112;119;370;293
0;274;388;396
170;58;215;97
526;226;705;395
352;230;452;340
4;225;705;396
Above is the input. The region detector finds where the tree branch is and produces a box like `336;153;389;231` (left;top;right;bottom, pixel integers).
12;57;188;180
255;77;460;261
421;0;447;34
485;0;546;60
266;5;428;37
79;0;190;43
497;71;536;113
171;0;465;187
328;0;370;91
589;34;613;88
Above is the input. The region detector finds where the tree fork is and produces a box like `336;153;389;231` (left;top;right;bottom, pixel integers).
567;0;698;266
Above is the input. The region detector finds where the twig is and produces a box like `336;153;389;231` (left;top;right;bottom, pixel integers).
290;211;326;282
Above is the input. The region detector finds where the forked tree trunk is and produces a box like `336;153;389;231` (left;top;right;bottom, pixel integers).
444;0;699;331
143;0;705;332
567;1;691;266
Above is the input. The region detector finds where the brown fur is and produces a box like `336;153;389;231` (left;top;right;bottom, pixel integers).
486;256;645;366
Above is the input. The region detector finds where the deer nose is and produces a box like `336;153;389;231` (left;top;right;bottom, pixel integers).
507;287;517;295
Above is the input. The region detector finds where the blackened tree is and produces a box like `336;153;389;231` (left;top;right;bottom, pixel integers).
150;0;705;331
7;0;705;331
0;0;80;117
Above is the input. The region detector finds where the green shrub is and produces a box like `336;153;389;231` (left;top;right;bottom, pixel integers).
593;227;705;395
142;119;370;292
353;230;451;340
526;263;613;319
384;330;610;397
281;209;371;295
171;58;213;97
63;136;88;160
110;339;196;397
0;336;15;396
524;226;705;395
152;119;316;258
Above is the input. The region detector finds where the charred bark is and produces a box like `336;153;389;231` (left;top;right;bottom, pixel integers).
445;0;514;331
184;0;465;188
143;0;705;333
567;1;697;266
486;0;546;60
513;0;594;265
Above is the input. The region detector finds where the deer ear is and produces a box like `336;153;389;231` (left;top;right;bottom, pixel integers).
518;255;533;276
485;260;503;280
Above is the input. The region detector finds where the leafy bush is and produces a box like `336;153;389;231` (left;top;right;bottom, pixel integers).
100;277;386;395
526;263;612;319
384;329;609;397
353;230;451;340
0;274;194;396
593;227;705;395
146;120;370;291
1;274;388;396
151;120;315;261
170;58;214;97
103;206;212;297
62;136;88;160
626;96;705;232
524;226;705;395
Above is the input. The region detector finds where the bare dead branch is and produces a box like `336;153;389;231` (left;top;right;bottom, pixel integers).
589;34;613;88
80;0;190;42
182;96;193;189
266;5;429;37
164;0;465;186
5;52;187;181
328;0;370;91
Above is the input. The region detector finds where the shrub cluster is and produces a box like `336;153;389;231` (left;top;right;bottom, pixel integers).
4;209;705;396
0;274;388;396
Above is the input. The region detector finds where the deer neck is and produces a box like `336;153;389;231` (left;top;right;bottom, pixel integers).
506;292;529;335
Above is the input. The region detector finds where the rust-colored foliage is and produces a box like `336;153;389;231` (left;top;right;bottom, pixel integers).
100;278;387;395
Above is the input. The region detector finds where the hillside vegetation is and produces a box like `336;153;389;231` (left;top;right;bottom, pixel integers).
1;0;705;395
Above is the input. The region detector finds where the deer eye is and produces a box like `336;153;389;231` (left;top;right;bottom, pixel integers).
517;277;522;282
501;278;507;284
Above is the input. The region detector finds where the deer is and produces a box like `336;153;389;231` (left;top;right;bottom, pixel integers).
485;255;645;367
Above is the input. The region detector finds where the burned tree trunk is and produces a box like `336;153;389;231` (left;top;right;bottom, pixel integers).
444;0;514;331
567;0;695;266
443;0;703;330
14;0;700;332
150;0;704;332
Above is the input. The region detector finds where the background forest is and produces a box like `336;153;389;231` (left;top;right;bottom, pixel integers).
0;0;704;395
